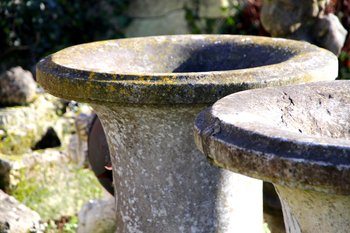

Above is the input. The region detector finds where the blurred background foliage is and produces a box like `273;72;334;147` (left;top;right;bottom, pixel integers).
0;0;130;72
0;0;349;77
186;0;266;36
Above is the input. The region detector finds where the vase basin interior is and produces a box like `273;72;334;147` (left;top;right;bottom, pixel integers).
36;35;337;104
49;35;296;74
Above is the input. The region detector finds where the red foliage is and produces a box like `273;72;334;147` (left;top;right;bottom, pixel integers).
337;0;350;71
329;1;350;51
327;0;350;73
241;0;268;36
54;216;71;230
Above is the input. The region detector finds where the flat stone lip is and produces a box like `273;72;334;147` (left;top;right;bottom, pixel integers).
36;35;337;104
194;81;350;195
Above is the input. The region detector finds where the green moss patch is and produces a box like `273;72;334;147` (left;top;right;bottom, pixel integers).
10;153;102;220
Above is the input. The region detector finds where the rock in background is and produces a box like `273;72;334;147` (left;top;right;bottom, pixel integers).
77;195;116;233
0;67;104;227
0;67;37;106
0;189;43;233
68;112;95;167
260;0;347;55
0;93;62;155
4;149;103;221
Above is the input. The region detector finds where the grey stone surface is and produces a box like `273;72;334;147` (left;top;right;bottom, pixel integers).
0;93;61;155
68;113;94;166
261;0;347;55
276;185;350;233
0;89;101;220
194;81;350;233
1;148;103;220
36;35;338;233
78;196;116;233
125;10;190;37
93;104;263;233
313;14;348;55
37;35;338;104
0;67;37;106
0;190;42;233
261;0;325;36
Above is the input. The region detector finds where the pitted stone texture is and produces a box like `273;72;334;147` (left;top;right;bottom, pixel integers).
275;185;350;233
0;190;42;233
0;67;37;106
78;196;116;233
93;104;263;233
195;81;350;194
194;81;350;233
36;35;338;105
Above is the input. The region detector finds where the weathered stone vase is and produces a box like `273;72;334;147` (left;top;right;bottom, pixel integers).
194;81;350;233
37;35;337;233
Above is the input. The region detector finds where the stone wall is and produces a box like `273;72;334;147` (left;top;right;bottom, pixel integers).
0;66;104;231
123;0;247;37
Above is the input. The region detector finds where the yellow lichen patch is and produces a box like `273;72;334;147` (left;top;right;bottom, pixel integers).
135;76;152;82
36;35;338;105
138;76;145;81
145;76;152;82
109;85;116;92
117;88;130;97
159;76;176;84
88;72;96;80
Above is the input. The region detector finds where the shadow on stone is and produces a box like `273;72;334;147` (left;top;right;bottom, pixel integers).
33;127;61;150
263;182;285;233
87;115;114;195
173;42;294;73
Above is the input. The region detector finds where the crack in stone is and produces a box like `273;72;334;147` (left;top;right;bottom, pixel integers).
201;117;221;160
279;92;309;134
283;91;295;106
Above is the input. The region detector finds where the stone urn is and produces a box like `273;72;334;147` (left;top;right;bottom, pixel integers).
194;81;350;233
36;35;337;233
